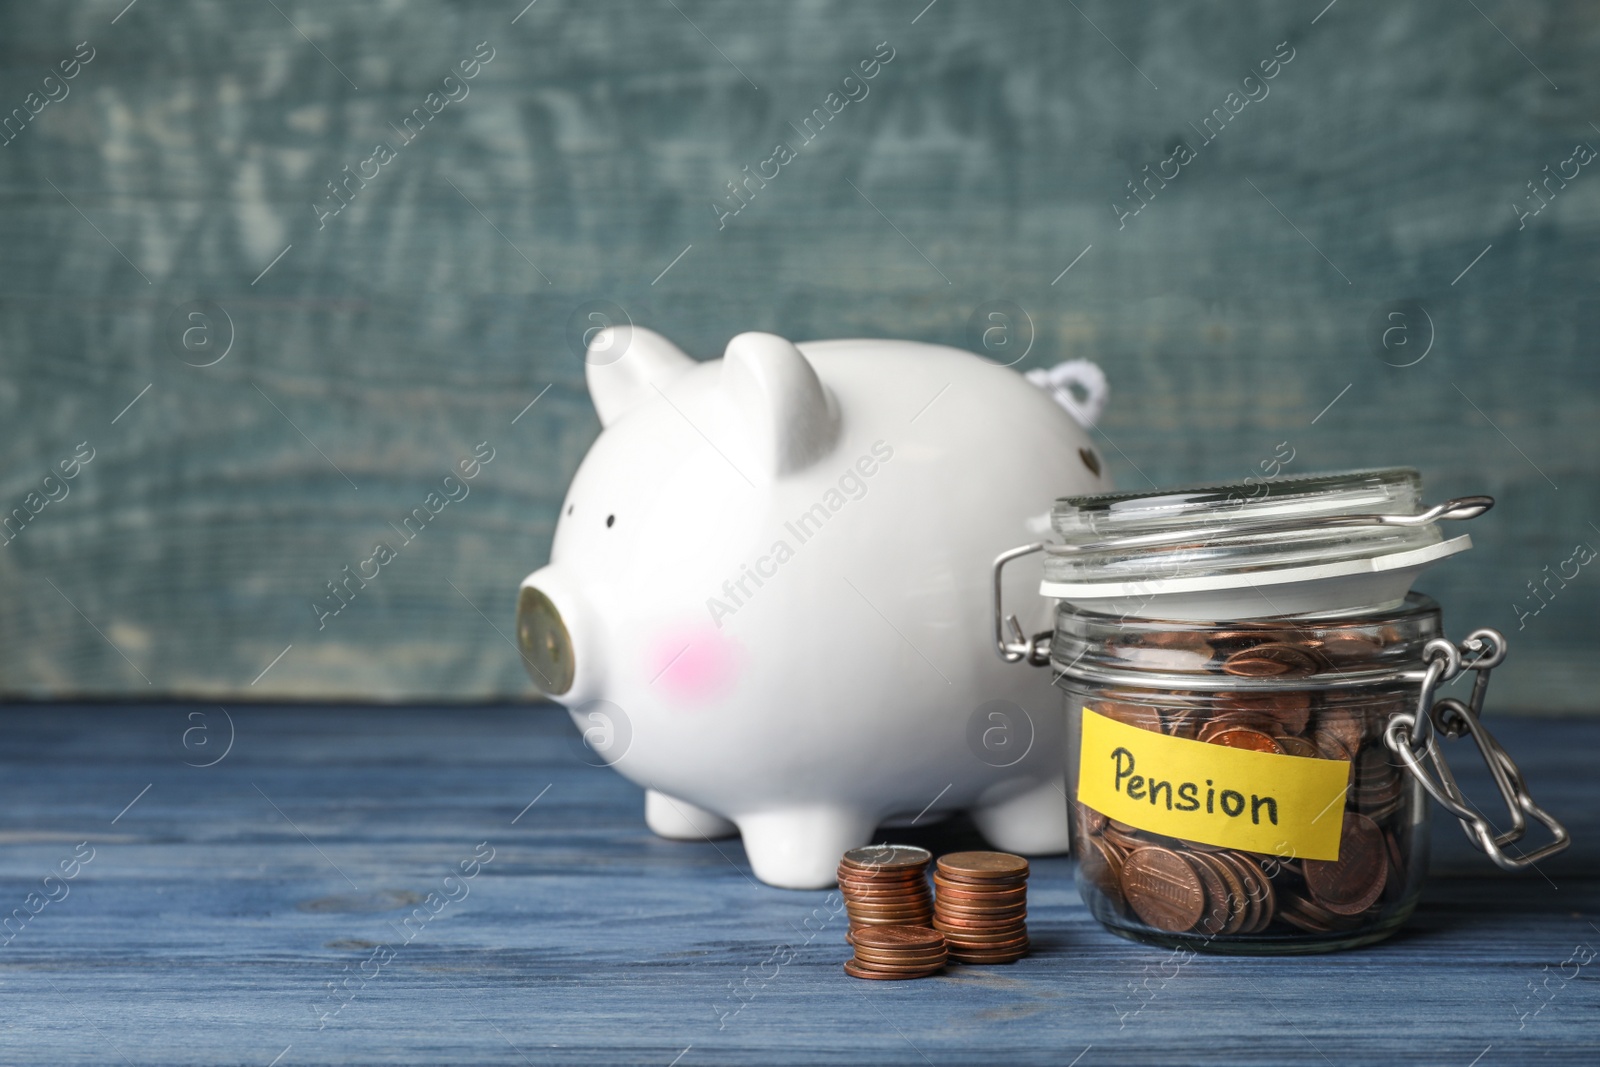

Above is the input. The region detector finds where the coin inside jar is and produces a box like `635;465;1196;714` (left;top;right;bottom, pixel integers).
1119;847;1205;933
1303;812;1387;916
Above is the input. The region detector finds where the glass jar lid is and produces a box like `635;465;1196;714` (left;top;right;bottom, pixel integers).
1041;468;1490;620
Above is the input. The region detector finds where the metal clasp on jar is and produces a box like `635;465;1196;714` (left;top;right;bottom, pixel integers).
1384;629;1570;872
992;542;1052;666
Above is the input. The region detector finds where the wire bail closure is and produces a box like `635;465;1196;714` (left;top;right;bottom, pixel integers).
992;542;1052;666
1383;629;1570;872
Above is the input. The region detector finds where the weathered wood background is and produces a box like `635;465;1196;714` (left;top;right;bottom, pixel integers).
0;1;1596;705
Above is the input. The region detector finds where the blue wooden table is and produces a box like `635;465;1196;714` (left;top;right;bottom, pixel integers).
2;705;1594;1066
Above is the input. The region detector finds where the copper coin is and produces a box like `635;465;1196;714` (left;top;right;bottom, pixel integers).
846;896;931;909
1078;834;1127;913
942;943;1028;956
1304;812;1387;916
1197;718;1245;744
1207;708;1282;735
840;893;932;907
934;920;1028;941
931;877;1028;896
849;914;933;926
1313;712;1364;755
838;867;928;881
934;891;1028;911
1234;854;1276;933
846;960;946;977
850;925;945;950
1206;726;1283;754
844;908;934;921
838;889;930;903
950;938;1031;955
1186;852;1231;936
1275;735;1321;759
838;863;928;883
1316;630;1386;664
837;875;930;889
1310;729;1355;762
1275;903;1329;933
934;902;1030;921
1120;847;1205;933
1162;708;1201;739
933;872;1027;891
928;908;1024;921
936;922;1027;938
1203;851;1250;935
936;923;1027;937
843;959;941;980
847;905;935;921
1077;802;1109;835
840;845;933;872
932;914;1028;932
837;881;930;897
936;910;1028;927
1103;827;1142;856
1133;630;1216;656
1219;690;1313;733
842;880;931;895
837;885;931;900
1209;852;1257;934
950;948;1029;963
1210;700;1281;719
837;868;929;885
843;882;930;896
841;876;931;890
947;940;1024;953
850;954;947;971
1276;890;1350;933
937;852;1029;880
851;946;948;967
850;960;947;977
1092;700;1163;732
1221;643;1318;678
949;938;1029;954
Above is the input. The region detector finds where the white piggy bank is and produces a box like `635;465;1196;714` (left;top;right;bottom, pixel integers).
517;327;1109;888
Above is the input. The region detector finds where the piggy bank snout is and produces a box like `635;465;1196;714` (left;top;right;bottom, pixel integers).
516;581;577;697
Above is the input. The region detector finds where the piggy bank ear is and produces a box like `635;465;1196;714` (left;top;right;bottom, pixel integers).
720;332;838;477
586;326;697;427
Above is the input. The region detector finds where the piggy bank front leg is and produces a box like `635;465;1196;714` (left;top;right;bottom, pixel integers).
735;808;879;890
645;789;737;841
969;773;1073;856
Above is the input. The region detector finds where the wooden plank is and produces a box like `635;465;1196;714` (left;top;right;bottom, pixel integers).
0;2;1594;704
0;704;1594;1064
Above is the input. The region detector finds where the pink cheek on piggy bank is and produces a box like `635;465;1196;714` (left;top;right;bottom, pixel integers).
647;625;743;708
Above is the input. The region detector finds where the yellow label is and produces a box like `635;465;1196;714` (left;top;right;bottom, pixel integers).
1076;707;1351;861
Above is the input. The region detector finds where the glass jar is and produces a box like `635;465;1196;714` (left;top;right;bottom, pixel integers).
1060;595;1434;953
993;468;1570;954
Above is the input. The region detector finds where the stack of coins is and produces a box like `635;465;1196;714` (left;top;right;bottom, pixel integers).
1076;617;1418;941
836;845;933;942
932;851;1030;963
844;924;949;980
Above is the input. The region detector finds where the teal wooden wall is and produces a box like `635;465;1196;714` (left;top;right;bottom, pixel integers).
0;1;1595;708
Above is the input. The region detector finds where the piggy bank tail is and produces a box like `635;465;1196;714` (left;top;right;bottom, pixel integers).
1025;359;1108;429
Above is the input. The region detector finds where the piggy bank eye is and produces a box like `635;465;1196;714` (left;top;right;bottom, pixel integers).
606;514;615;528
566;505;573;516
